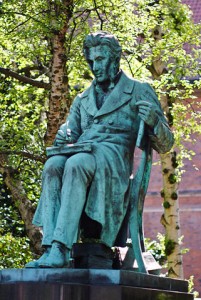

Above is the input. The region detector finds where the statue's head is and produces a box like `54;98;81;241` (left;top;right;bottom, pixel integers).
83;32;122;84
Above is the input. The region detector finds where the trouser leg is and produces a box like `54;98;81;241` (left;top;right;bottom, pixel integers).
53;153;96;248
33;155;67;246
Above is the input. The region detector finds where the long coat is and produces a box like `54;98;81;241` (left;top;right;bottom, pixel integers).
57;71;174;247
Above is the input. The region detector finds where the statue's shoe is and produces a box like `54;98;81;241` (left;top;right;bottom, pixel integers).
39;241;68;268
25;247;51;268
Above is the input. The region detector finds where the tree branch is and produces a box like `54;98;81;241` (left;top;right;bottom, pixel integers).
19;65;50;78
0;149;46;163
2;10;50;34
93;0;104;30
122;53;135;77
0;67;50;89
66;17;77;58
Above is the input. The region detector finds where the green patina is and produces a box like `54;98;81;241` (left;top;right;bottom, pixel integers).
25;32;174;270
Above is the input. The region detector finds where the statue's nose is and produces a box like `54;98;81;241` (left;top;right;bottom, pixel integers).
93;61;98;72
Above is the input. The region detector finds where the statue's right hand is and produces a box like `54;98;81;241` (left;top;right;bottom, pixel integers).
54;130;66;146
54;124;68;146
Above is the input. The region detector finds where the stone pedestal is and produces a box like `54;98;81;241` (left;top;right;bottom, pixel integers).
0;268;193;300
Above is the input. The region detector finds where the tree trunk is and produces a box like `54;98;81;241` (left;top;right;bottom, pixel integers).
45;0;74;145
159;92;183;279
160;151;183;279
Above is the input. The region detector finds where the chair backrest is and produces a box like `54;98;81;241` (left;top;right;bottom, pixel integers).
129;122;153;273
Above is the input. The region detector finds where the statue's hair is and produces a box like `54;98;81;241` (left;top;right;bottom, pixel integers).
83;31;122;63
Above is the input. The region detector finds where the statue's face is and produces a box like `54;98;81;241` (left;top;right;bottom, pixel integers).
88;45;115;83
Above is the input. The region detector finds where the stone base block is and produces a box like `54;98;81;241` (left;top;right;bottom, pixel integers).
0;269;193;300
72;243;115;269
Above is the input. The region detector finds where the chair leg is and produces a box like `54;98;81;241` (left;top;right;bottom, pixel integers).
129;208;148;273
132;232;147;273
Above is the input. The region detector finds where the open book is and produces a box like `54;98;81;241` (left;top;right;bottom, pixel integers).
46;143;92;157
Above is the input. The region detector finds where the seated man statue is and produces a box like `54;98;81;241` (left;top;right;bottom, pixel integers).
26;31;174;268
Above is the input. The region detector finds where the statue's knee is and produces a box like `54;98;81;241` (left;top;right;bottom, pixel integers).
43;156;67;176
65;154;95;174
65;155;83;172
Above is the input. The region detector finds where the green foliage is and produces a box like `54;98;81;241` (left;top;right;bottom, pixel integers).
145;233;190;268
0;177;25;236
145;233;199;291
0;175;34;267
0;199;25;237
0;233;33;269
188;275;199;298
145;233;167;267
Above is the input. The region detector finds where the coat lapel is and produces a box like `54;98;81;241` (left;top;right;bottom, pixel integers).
80;71;135;117
80;81;98;117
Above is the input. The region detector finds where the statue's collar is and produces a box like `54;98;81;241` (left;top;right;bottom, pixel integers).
80;70;135;117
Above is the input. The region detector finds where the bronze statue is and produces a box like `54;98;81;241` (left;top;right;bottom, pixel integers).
26;32;174;269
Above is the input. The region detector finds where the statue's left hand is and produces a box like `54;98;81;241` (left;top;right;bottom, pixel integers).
136;100;159;128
